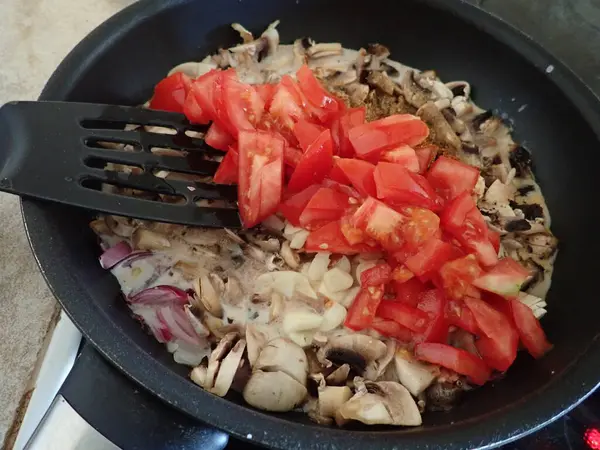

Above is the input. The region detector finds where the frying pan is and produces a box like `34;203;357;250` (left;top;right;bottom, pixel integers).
20;0;600;448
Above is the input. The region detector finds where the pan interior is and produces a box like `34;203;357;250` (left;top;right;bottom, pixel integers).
23;0;600;445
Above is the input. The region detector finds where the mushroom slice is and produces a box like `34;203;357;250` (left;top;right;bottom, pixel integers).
194;274;223;316
106;215;135;238
210;339;247;397
401;70;431;108
325;364;351;386
231;23;254;43
205;332;239;390
366;71;396;95
190;365;208;387
246;324;280;367
364;339;396;381
243;370;308;412
255;337;309;385
89;218;110;236
307;42;343;58
426;380;464;412
319;386;353;418
393;349;438;396
131;228;171;251
417;102;462;150
319;334;387;374
336;381;422;426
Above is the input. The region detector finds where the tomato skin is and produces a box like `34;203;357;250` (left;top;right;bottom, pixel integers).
328;158;352;185
213;147;239;184
361;263;393;287
464;296;519;371
371;318;414;342
393;277;426;307
415;343;491;385
380;145;420;172
439;255;483;300
446;299;479;334
331;107;366;157
298;187;350;229
345;285;384;330
279;184;321;226
510;298;553;359
335;158;377;198
374;162;441;210
205;122;234;151
305;220;376;254
237;130;285;228
415;288;448;343
377;300;429;332
349;114;429;160
283;145;303;168
183;90;210;124
150;72;192;113
414;145;437;173
427;156;480;201
473;258;531;297
404;238;453;276
287;130;334;193
296;64;343;124
189;69;221;120
294;120;326;152
255;83;276;107
223;74;265;134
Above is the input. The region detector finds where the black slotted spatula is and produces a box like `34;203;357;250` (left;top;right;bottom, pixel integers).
0;101;242;228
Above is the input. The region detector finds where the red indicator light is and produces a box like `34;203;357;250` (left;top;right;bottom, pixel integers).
585;427;600;449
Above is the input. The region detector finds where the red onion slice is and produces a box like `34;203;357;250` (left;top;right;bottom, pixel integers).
116;250;154;268
131;305;173;343
99;241;133;269
157;305;201;345
129;285;190;306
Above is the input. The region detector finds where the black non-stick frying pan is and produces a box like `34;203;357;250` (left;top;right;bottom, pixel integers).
20;0;600;448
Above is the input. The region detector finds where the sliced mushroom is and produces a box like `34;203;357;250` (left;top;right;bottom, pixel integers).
105;215;136;238
319;386;353;418
223;276;244;305
393;349;438;396
204;332;239;390
255;337;309;385
307;42;343;58
336;381;421;426
190;365;207;387
243;370;308;412
318;334;387;374
280;241;300;269
366;71;396;95
325;364;351;385
425;380;464;412
246;324;280;367
193;274;223;316
89;218;110;236
364;339;396;381
401;70;431;108
231;23;254;43
210;339;247;397
248;235;280;253
417;102;461;150
131;228;171;251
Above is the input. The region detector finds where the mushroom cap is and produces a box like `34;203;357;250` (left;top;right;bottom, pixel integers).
243;370;308;412
364;339;396;381
245;324;280;367
210;339;247;397
319;334;387;374
255;337;309;385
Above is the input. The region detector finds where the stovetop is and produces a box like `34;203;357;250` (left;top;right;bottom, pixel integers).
21;335;600;450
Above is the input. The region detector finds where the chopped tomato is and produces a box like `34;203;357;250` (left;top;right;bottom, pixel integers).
464;296;518;371
279;184;321;226
345;285;384;330
213;147;239;184
255;83;276;107
371;318;413;342
331;107;366;157
222;74;265;134
394;206;440;251
349;114;430;160
287;130;334;193
284;145;303;168
293;120;325;152
473;258;531;297
439;255;483;300
377;300;428;332
415;343;491;385
446;299;479;334
352;197;406;251
391;265;415;284
380;145;420;172
205;122;234;151
296;65;343;124
298;187;349;229
414;288;448;343
237;130;285;228
427;156;479;201
340;214;369;245
335;158;377;197
510;298;553;359
488;229;501;253
328;158;352;185
442;192;497;266
404;238;453;276
414;145;437;173
268;75;310;139
321;178;361;199
212;69;238;135
189;70;221;122
305;220;376;254
393;277;426;307
183;90;210;124
361;263;393;287
150;72;192;113
374;162;441;210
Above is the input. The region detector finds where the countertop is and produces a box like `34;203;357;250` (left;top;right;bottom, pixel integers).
0;0;598;448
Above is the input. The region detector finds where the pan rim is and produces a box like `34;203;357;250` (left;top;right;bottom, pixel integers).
22;0;600;448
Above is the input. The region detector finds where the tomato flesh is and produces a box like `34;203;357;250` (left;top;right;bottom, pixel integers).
150;72;192;113
305;220;376;254
510;298;553;358
360;263;393;287
380;145;420;172
294;120;326;152
223;73;265;134
427;156;479;201
279;184;321;226
415;343;491;385
213;147;239;184
374;162;441;210
331;107;366;157
237;130;285;228
296;64;343;124
473;258;531;297
404;238;453;276
371;318;414;342
393;277;426;307
205;122;234;151
335;158;377;197
345;285;384;330
415;288;448;343
352;197;406;251
377;300;429;332
414;145;436;173
439;255;483;300
298;187;350;229
287;130;334;193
